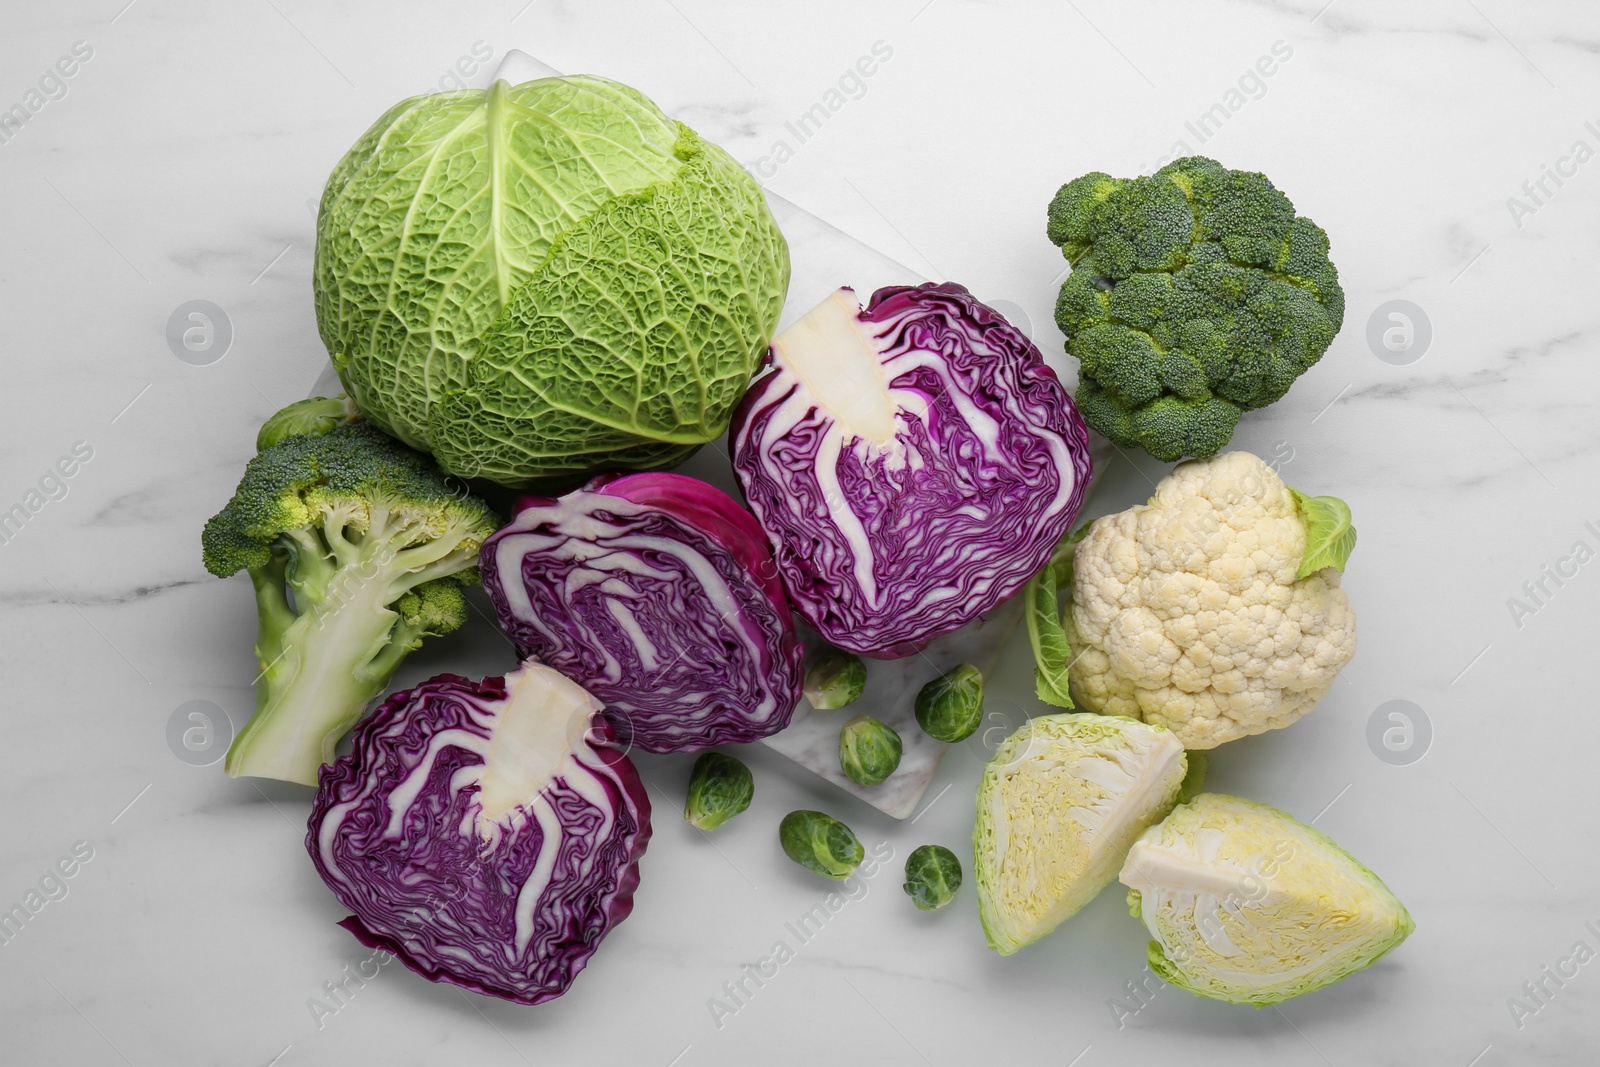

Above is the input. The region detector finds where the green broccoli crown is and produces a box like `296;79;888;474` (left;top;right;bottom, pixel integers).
202;422;499;582
202;415;503;783
394;577;472;635
1047;156;1344;462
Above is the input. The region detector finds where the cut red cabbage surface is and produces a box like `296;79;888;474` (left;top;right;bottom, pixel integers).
481;472;803;752
307;663;650;1005
731;282;1093;658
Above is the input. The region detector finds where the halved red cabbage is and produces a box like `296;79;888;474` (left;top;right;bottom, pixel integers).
307;663;650;1005
481;472;802;752
730;283;1093;657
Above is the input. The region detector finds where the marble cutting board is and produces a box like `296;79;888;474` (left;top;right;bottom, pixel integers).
763;599;1025;818
305;51;1110;819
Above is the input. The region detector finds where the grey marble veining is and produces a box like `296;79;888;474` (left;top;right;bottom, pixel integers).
2;2;1598;1065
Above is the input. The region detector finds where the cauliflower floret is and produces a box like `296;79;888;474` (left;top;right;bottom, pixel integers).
1065;452;1356;749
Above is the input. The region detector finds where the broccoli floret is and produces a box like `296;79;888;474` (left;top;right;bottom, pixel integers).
202;413;500;784
1046;157;1344;461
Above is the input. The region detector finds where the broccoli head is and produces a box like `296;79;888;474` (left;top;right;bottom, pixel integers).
202;409;500;784
1047;157;1344;462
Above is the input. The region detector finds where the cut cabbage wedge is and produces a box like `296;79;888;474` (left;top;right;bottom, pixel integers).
974;714;1187;955
1120;793;1413;1006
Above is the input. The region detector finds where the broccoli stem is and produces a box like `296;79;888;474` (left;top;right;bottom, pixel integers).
225;520;430;786
226;578;401;785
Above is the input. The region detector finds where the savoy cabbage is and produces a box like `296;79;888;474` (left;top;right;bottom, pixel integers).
314;75;789;488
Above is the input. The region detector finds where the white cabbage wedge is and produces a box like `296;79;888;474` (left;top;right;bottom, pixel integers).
1120;793;1413;1005
974;714;1187;955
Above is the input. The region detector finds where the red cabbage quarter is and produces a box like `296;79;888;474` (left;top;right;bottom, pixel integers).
730;283;1093;657
481;472;802;752
307;663;650;1005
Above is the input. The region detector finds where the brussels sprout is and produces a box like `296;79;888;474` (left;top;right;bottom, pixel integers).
255;394;358;450
914;664;984;742
684;752;754;831
805;649;867;709
903;845;962;911
838;715;902;785
779;810;864;880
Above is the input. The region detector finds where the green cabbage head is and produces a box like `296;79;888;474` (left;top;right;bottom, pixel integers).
314;76;790;488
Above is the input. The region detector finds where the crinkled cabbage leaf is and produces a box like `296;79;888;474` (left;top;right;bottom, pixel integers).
315;76;788;488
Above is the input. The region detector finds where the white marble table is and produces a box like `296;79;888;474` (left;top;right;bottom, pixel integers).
3;2;1598;1065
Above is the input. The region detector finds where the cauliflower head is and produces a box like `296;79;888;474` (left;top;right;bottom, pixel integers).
1065;452;1355;748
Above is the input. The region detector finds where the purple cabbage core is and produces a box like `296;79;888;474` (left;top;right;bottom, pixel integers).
730;282;1093;657
307;669;650;1006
